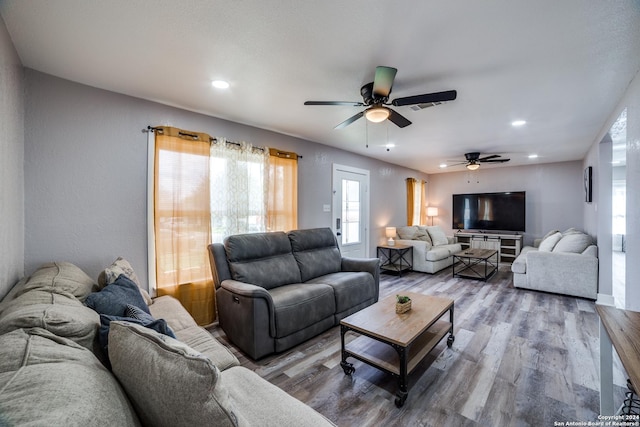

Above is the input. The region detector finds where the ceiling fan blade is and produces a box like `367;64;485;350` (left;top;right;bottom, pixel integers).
387;108;412;128
335;111;364;129
372;66;397;98
482;158;510;163
478;154;501;162
392;90;457;107
304;101;363;106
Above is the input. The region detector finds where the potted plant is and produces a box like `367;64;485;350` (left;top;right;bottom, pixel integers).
396;294;412;314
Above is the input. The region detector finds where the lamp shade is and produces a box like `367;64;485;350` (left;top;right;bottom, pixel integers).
365;107;390;123
427;207;438;217
385;227;396;238
466;163;480;171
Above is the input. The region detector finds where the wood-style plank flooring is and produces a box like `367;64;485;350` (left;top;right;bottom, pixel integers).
207;266;629;426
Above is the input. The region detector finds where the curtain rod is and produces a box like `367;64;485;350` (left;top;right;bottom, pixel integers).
143;126;302;159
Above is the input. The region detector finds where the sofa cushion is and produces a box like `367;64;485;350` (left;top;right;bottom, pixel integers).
288;228;342;282
0;301;100;350
0;328;139;426
553;233;593;254
427;226;449;246
538;231;562;252
426;246;453;262
305;271;375;313
217;366;335;426
396;226;418;240
269;283;335;338
149;295;199;333
0;262;98;307
108;321;238;427
85;274;151;317
225;232;302;289
174;325;239;371
98;257;152;305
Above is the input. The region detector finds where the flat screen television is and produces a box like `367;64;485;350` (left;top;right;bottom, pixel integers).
452;191;526;232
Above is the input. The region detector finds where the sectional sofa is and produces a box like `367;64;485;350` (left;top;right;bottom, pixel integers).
0;261;335;426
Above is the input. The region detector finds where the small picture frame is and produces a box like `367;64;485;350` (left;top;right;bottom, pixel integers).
584;166;592;203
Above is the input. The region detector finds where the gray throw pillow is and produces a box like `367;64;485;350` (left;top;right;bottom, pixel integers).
553;233;593;253
396;226;418;240
108;321;238;427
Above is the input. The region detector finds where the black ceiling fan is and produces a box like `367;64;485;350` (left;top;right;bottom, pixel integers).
447;152;511;170
304;66;457;129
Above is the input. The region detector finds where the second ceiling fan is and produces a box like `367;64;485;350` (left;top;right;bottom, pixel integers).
304;66;457;129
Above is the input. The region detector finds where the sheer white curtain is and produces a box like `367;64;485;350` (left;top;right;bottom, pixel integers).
210;138;269;243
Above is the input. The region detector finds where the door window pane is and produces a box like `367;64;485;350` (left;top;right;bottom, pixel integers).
342;179;360;244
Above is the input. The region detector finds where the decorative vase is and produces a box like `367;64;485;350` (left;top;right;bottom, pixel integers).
396;300;411;314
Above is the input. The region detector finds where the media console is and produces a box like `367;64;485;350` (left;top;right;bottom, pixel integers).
454;232;523;265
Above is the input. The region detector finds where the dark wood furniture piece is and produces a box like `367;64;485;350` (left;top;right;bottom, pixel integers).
452;248;498;281
339;292;454;407
377;244;413;277
596;304;640;415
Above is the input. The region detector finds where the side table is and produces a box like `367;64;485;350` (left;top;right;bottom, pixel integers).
377;244;413;277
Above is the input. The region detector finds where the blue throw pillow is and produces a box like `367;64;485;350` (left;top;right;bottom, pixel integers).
85;274;150;317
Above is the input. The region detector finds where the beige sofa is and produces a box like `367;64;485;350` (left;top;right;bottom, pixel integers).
0;262;334;426
394;225;462;274
511;228;598;299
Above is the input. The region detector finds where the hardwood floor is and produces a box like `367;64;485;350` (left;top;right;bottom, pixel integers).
207;266;628;426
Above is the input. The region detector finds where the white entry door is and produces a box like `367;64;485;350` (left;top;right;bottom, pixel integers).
332;164;369;258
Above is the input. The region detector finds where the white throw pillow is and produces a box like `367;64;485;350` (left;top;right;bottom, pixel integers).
538;232;562;252
426;226;449;246
553;233;593;253
396;226;418;240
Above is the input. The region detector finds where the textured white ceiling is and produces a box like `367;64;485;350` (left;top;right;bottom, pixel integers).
2;0;639;173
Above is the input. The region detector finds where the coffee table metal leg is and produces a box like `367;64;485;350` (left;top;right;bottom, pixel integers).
447;304;455;348
340;325;355;375
394;344;409;407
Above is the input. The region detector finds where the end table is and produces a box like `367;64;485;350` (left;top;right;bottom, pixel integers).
377;244;413;277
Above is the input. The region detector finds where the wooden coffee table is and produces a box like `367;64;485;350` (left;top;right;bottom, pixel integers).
340;292;454;407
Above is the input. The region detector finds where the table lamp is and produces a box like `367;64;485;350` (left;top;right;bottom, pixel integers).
385;227;396;246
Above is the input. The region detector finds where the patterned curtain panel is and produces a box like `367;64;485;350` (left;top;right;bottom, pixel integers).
154;126;215;325
267;149;298;232
210;138;269;243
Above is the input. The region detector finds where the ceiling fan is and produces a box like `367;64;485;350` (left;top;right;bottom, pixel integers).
304;66;457;129
447;152;511;170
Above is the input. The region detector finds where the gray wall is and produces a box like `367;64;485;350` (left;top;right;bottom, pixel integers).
0;15;24;300
427;161;584;247
23;70;426;288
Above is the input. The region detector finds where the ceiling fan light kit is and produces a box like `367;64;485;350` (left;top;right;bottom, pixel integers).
466;162;480;171
304;66;457;129
364;107;389;123
448;152;511;170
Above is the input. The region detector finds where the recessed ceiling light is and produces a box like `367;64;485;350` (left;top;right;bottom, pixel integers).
211;80;230;89
439;163;448;168
385;143;395;148
528;154;538;159
512;120;527;127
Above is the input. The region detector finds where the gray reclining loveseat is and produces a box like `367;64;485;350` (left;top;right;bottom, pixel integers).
208;227;380;359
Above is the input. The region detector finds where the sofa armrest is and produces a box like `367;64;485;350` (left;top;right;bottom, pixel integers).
219;279;276;337
341;257;380;302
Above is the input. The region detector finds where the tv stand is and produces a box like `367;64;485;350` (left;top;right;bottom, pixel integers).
454;232;522;265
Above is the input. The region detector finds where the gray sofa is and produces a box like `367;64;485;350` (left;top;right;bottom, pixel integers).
394;225;462;274
208;227;380;360
511;228;598;299
0;261;335;426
